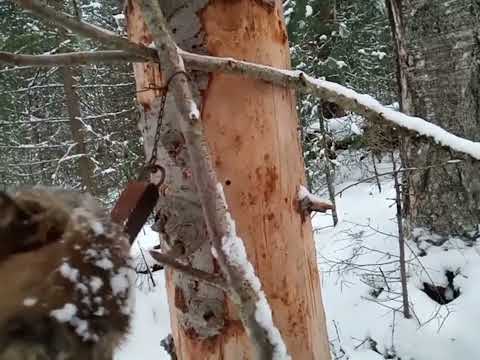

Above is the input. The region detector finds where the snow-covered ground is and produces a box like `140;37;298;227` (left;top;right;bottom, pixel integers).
115;230;171;360
116;160;480;359
315;163;480;359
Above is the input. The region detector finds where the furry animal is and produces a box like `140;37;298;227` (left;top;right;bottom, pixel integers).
0;187;134;360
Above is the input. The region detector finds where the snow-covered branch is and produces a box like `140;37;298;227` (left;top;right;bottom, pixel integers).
298;185;334;216
181;52;480;161
219;199;291;360
11;0;480;162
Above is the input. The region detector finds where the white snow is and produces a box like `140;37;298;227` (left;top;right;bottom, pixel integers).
51;303;78;323
82;1;101;9
314;158;480;359
303;74;480;160
221;211;290;360
298;185;330;205
72;208;105;235
95;257;114;270
305;5;313;17
326;114;364;140
180;52;480;160
115;228;170;360
335;60;347;69
372;51;387;60
255;295;290;360
23;297;38;307
90;221;105;236
115;161;480;359
188;100;200;121
89;276;103;293
298;185;310;201
59;262;79;283
111;268;131;296
216;182;227;204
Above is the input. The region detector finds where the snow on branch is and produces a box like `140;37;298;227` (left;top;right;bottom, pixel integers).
298;185;334;216
221;203;290;360
12;0;480;161
181;52;480;161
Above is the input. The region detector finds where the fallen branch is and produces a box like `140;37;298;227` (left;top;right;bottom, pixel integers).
11;0;480;162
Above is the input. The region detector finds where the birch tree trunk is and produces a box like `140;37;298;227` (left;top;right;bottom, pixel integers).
127;0;331;358
396;0;480;237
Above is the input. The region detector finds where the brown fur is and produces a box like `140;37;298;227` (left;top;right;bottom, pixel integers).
0;187;133;360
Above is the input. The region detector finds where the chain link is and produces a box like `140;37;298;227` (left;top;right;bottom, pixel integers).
146;70;189;174
147;91;167;170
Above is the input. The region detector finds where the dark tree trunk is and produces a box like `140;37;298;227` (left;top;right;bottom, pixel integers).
55;0;97;195
62;66;97;195
396;0;480;237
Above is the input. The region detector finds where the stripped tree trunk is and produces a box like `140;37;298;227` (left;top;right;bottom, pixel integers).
393;0;480;237
127;0;331;359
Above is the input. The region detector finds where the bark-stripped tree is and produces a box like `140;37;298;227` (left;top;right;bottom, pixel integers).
6;0;480;358
389;0;480;238
127;1;331;358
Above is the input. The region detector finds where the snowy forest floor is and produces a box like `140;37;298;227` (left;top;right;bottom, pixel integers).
115;157;480;360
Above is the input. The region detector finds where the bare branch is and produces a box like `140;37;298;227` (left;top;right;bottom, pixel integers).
136;263;164;274
11;0;480;161
335;159;462;196
298;186;334;218
0;50;144;67
299;197;334;214
149;251;228;291
13;0;156;59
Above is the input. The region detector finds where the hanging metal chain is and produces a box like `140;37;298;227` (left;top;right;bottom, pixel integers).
140;70;189;184
145;71;189;174
146;90;167;171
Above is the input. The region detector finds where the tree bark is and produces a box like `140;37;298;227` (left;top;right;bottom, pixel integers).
395;0;480;237
62;66;97;195
127;0;331;359
55;0;97;195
